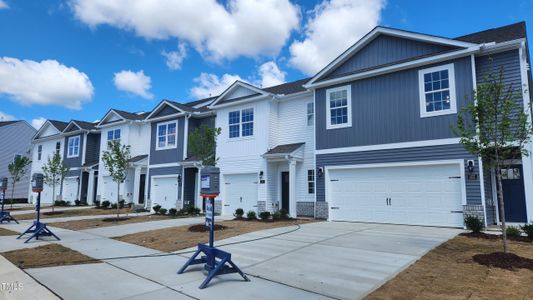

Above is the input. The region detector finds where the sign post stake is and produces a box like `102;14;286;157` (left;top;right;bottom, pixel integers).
0;177;18;224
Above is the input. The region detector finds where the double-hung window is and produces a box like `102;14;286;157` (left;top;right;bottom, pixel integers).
307;169;315;194
107;129;121;149
326;85;352;129
67;136;80;158
37;145;42;160
228;108;254;138
55;142;61;155
156;121;177;150
307;102;314;126
418;63;457;117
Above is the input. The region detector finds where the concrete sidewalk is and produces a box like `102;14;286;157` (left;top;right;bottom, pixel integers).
0;255;58;300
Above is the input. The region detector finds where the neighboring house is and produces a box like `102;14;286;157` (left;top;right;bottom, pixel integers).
303;22;532;227
209;79;314;218
95;109;150;205
144;98;215;211
28;120;68;204
61;120;101;204
0;121;36;201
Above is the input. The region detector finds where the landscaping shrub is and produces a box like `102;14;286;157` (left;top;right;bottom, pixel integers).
152;204;161;213
194;207;201;215
521;222;533;239
506;226;522;238
65;201;71;206
74;200;81;206
54;200;67;206
94;200;100;207
134;208;148;213
169;208;178;216
464;216;484;233
259;211;271;220
246;210;257;220
186;206;200;215
158;208;168;215
101;201;111;209
118;200;125;209
272;211;281;221
111;203;118;209
234;208;244;219
279;208;289;220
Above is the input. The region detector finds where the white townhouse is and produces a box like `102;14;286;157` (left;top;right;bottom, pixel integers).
209;79;315;218
95;109;150;205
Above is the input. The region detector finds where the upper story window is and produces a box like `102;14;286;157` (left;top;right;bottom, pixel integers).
55;142;61;155
307;102;314;126
308;169;315;194
418;63;457;118
326;85;352;129
37;145;42;161
156;121;177;150
107;129;121;149
67;136;80;158
228;108;254;138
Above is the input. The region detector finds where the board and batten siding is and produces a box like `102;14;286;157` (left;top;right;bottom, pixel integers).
316;143;482;206
316;56;473;150
149;117;185;165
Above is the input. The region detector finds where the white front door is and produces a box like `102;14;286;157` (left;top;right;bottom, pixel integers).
152;177;178;210
328;163;464;227
223;173;258;215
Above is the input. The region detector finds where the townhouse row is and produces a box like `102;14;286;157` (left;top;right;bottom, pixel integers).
29;22;533;227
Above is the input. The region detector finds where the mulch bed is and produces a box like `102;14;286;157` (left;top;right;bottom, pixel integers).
473;252;533;270
189;224;227;232
101;217;131;222
43;211;65;216
460;232;533;243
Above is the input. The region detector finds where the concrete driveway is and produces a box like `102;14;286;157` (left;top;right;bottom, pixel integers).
26;222;460;300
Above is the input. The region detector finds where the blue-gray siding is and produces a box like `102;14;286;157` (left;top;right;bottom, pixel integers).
316;143;481;206
324;34;458;80
85;133;101;163
316;56;473;150
149;117;185;165
64;134;84;169
150;105;180;119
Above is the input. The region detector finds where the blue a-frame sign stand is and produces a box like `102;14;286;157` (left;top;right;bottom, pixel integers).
0;188;19;224
177;196;250;289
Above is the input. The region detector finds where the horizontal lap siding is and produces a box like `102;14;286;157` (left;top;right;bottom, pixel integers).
316;143;482;206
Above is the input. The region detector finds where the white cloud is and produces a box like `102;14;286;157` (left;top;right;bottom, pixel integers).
0;111;15;121
161;43;187;70
31;117;46;129
0;57;94;110
69;0;300;61
289;0;385;75
257;61;286;88
113;70;154;99
0;1;8;9
190;73;244;99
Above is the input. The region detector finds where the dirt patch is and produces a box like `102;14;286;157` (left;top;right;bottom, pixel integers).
0;228;18;236
115;219;316;252
1;244;98;269
16;208;132;220
473;252;533;270
42;211;65;216
188;224;227;232
367;235;533;300
460;232;533;243
50;214;191;231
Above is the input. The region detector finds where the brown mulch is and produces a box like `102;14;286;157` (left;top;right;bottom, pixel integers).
460;232;533;243
188;224;227;232
473;252;533;270
1;244;98;269
49;214;192;231
0;228;18;236
101;217;131;222
16;208;132;220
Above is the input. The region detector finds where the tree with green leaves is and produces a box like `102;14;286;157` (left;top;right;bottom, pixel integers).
187;124;221;166
102;140;131;220
42;152;69;212
454;67;533;253
8;155;31;209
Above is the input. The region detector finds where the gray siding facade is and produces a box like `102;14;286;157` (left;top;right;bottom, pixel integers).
85;133;101;164
149;117;185;165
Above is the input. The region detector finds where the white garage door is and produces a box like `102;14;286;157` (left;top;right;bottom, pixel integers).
63;177;78;202
102;176;116;202
152;177;178;210
328;163;464;227
223;173;258;215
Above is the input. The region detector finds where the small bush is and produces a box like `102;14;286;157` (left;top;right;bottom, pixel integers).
66;201;71;206
259;211;271;220
118;200;125;209
247;210;257;220
74;200;81;206
279;208;289;219
506;226;522;238
186;205;201;215
464;216;484;233
521;222;533;239
272;211;281;221
101;201;111;209
134;208;148;213
152;204;161;213
54;200;67;206
169;208;178;216
94;200;100;207
158;208;168;215
234;208;244;218
178;208;187;215
111;203;118;209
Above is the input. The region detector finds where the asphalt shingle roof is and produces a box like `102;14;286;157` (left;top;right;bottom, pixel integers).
455;21;527;44
264;142;305;155
49;120;69;131
114;109;149;120
0;121;19;128
262;78;310;95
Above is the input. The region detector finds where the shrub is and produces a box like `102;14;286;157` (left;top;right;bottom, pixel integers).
272;211;281;221
152;204;161;213
464;216;484;233
74;200;81;206
158;208;168;215
246;210;257;220
101;200;110;209
259;211;271;220
234;208;244;219
506;225;522;238
521;222;533;239
186;205;201;215
94;200;100;207
54;200;68;206
118;200;125;209
194;207;201;215
134;208;148;213
279;208;289;219
111;203;118;209
65;201;71;206
169;208;178;216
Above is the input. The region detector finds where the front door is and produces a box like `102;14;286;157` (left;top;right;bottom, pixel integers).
500;165;527;223
138;174;146;204
281;172;290;212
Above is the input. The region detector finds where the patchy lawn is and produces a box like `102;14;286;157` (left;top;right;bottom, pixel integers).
115;219;316;252
49;214;194;231
366;235;533;299
15;207;133;220
1;244;98;269
0;228;18;236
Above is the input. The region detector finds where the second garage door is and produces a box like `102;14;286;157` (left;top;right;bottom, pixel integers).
152;177;179;210
223;173;258;215
328;163;464;227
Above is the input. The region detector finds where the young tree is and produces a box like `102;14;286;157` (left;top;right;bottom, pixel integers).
8;155;32;209
454;68;533;253
188;124;221;166
42;152;69;212
102;140;131;220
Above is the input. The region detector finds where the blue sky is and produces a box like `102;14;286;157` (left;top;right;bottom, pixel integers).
0;0;531;129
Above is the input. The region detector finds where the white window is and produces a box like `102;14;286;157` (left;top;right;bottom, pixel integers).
107;129;121;149
37;145;42;161
228;108;254;138
55;142;61;155
418;63;457;118
308;169;315;194
307;102;314;126
67;136;80;158
156;121;177;150
326;85;352;129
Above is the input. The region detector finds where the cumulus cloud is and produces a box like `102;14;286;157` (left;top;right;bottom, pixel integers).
257;61;286;88
0;1;8;9
289;0;385;75
113;70;154;99
31;117;46;129
0;57;94;110
161;43;187;70
0;111;15;121
70;0;300;62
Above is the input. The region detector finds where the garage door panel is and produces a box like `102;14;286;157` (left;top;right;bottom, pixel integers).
223;174;258;215
152;177;178;210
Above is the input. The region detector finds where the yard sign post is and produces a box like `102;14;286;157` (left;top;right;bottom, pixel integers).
0;177;18;224
177;166;249;289
17;173;60;243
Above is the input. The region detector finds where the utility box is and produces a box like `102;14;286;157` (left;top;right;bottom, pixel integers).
200;166;220;196
0;177;7;191
31;173;44;193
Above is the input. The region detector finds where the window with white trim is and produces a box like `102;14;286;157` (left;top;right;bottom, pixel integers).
37;145;42;160
307;169;315;194
55;142;61;155
418;63;457;117
106;129;121;149
326;85;352;129
228;108;254;138
67;136;80;158
156;121;177;150
307;102;314;126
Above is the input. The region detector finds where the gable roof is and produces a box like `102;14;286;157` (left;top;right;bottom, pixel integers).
263;142;305;156
97;109;148;127
63;120;97;133
210;80;270;107
455;21;526;44
0;121;19;128
49;120;68;132
263;78;310;95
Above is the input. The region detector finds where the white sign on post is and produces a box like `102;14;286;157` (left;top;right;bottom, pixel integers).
205;200;213;227
201;175;210;189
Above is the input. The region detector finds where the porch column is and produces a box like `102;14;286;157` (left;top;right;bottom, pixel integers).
289;160;297;218
196;167;202;211
522;151;533;222
132;166;142;205
87;170;95;205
